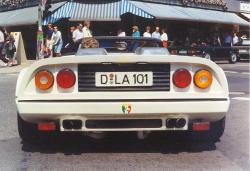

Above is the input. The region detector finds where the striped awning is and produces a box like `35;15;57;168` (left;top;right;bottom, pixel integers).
70;0;121;21
129;1;250;26
120;0;153;19
43;2;75;25
43;0;153;24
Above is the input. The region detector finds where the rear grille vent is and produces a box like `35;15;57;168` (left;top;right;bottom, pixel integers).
85;119;162;129
78;64;170;91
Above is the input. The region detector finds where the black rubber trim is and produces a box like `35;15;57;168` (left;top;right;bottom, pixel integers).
18;98;228;103
85;119;162;129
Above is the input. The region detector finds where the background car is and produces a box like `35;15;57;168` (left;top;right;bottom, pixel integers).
168;40;239;64
233;39;250;61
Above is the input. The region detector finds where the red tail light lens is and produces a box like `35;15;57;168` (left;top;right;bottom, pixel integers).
173;69;192;88
56;69;76;89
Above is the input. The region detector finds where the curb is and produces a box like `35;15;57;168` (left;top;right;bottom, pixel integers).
0;60;35;74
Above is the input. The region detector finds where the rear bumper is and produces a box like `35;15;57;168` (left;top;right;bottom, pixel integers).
17;99;230;123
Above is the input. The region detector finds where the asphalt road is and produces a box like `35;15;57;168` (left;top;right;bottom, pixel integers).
0;61;249;171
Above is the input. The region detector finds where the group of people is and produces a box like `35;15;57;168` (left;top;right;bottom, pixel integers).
44;21;93;57
118;26;169;48
0;27;16;66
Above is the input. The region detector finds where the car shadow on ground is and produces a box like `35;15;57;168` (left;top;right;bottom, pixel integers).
21;132;217;155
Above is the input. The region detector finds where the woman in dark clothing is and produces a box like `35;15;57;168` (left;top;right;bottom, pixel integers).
4;28;15;66
0;27;10;65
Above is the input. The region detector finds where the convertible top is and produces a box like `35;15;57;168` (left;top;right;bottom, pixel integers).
63;36;163;55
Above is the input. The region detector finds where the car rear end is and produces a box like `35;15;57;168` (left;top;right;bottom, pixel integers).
236;39;250;60
16;55;229;141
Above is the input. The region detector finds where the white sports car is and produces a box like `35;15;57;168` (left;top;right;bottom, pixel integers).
16;37;230;143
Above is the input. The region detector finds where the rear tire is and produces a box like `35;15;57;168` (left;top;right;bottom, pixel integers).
18;114;40;143
18;114;58;144
229;53;238;64
190;117;225;142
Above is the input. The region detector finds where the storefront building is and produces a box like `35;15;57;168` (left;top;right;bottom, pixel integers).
43;0;249;47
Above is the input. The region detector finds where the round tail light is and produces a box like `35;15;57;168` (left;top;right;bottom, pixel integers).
194;69;212;89
173;69;192;88
35;70;54;90
57;69;76;89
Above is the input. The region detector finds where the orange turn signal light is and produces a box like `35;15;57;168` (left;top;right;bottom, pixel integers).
35;70;54;90
194;69;213;89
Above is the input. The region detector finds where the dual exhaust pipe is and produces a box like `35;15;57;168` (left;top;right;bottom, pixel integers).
166;118;186;128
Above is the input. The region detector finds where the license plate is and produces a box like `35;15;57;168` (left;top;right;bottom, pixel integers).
95;72;153;87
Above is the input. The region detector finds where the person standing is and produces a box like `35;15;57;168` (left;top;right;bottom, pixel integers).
72;23;84;51
232;32;239;45
161;28;168;48
73;23;84;43
143;26;151;38
65;26;76;50
132;26;140;37
4;29;16;66
117;28;126;37
52;26;63;57
152;26;161;39
224;32;232;46
46;23;54;57
0;27;7;65
83;21;92;38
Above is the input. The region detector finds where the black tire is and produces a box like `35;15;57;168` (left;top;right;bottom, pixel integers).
18;114;40;143
190;117;225;142
229;52;238;64
18;114;58;144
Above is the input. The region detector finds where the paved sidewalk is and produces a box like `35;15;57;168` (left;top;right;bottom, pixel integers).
0;60;35;74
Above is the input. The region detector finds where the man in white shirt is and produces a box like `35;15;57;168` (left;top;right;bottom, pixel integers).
152;27;161;39
143;26;151;38
117;29;126;37
83;21;92;38
72;23;84;43
232;32;239;45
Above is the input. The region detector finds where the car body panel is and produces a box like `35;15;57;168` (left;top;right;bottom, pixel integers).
16;54;229;131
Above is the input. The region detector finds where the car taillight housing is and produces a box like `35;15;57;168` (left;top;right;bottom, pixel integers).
56;69;76;89
173;69;192;88
194;69;213;89
35;70;54;90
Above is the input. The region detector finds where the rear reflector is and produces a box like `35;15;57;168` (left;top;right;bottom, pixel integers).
192;122;210;131
38;122;56;131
